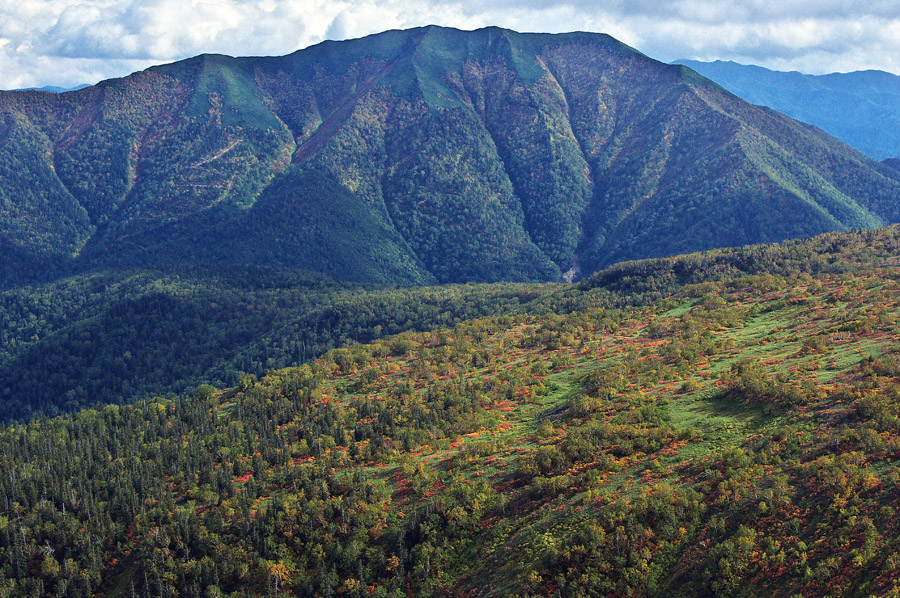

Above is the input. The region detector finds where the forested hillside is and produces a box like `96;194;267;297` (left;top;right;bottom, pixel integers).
3;226;900;596
2;26;900;288
0;266;555;421
3;227;898;422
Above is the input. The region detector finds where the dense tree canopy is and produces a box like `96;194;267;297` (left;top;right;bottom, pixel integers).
3;226;900;596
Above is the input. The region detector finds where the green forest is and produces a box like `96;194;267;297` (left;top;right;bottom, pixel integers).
4;227;897;423
3;226;900;596
0;265;553;421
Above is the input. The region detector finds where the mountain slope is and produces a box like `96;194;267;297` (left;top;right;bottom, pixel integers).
0;265;554;421
2;225;898;423
4;229;900;596
676;59;900;160
2;27;900;287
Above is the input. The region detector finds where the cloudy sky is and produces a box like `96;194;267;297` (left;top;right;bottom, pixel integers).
3;0;900;89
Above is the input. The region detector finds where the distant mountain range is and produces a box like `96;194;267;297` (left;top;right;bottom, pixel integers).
676;59;900;160
13;84;91;93
2;26;900;289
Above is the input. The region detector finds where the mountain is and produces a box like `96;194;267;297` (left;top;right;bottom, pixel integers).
675;59;900;160
11;84;91;93
3;225;900;596
2;26;900;288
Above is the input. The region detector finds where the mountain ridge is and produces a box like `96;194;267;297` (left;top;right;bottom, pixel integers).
2;26;900;288
675;58;900;160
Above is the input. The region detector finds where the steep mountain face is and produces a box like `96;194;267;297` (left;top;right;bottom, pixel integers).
2;26;900;287
676;59;900;160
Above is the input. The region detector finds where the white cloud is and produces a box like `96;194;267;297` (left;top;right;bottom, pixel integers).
325;3;405;41
2;0;900;89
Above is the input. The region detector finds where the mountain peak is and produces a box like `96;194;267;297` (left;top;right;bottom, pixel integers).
1;28;899;289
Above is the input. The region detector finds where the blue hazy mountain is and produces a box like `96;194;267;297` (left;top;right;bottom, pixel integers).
676;59;900;160
12;84;91;93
